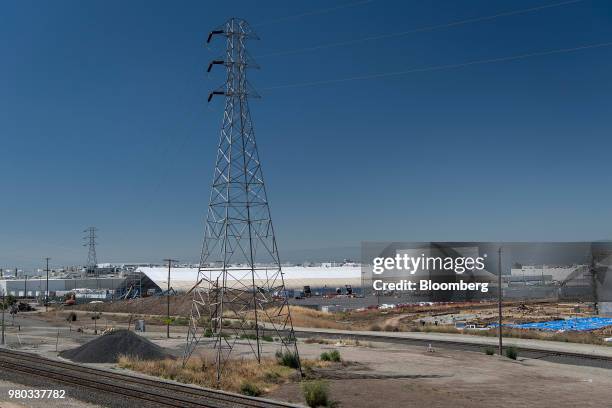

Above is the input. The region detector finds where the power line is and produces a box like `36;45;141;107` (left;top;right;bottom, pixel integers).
261;40;612;91
257;0;585;58
254;0;377;27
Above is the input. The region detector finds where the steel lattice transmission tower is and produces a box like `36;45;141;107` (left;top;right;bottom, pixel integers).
83;227;98;275
183;18;301;382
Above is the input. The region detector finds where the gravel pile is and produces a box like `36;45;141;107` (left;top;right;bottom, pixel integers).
60;329;171;363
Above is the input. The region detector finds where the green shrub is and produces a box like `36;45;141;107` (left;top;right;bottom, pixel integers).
240;381;262;397
484;347;495;356
173;317;189;325
262;335;274;342
240;333;258;340
275;350;300;369
302;380;329;407
505;347;518;360
321;350;341;362
328;350;341;362
264;370;281;383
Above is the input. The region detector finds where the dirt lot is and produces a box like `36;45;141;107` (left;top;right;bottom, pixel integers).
268;341;612;407
4;312;612;408
46;296;612;347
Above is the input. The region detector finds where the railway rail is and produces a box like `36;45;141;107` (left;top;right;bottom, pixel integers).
295;329;612;369
0;348;301;408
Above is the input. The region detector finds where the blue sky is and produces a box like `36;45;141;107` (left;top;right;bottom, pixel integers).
2;0;612;268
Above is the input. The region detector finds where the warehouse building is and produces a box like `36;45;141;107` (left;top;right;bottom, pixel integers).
0;272;161;300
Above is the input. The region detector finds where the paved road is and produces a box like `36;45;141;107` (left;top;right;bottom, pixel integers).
293;326;612;357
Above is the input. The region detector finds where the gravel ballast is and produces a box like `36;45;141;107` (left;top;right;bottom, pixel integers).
60;329;171;363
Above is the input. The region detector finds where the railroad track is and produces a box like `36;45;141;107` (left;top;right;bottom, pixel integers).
0;348;301;408
295;330;612;370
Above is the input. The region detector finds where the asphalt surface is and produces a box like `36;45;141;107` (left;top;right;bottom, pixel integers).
294;327;612;369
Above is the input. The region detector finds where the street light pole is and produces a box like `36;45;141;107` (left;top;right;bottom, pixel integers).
45;257;51;312
498;246;503;356
163;258;178;339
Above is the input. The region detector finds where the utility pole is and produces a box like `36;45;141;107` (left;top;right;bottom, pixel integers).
1;288;5;345
45;257;51;312
497;246;503;356
24;274;27;300
590;254;598;315
163;259;178;338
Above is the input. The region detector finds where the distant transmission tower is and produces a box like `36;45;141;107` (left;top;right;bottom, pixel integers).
83;227;98;276
183;18;301;382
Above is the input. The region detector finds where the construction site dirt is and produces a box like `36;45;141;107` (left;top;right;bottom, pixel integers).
1;307;611;408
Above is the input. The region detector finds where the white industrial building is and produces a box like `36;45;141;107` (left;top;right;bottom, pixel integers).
0;272;162;300
136;264;362;291
0;277;124;298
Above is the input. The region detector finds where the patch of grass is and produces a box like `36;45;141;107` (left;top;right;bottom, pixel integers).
118;355;297;394
202;329;231;339
172;317;189;326
484;346;495;356
474;327;609;346
240;381;262;397
240;333;258;340
263;370;281;383
305;337;370;348
505;346;518;360
275;350;301;369
236;333;273;342
280;306;347;330
328;350;341;362
411;325;461;334
320;350;341;362
302;380;330;407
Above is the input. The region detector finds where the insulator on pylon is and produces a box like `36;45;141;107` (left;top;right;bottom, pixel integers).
207;60;224;73
206;30;224;44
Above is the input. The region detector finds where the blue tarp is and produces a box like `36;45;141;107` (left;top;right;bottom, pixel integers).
489;317;612;332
